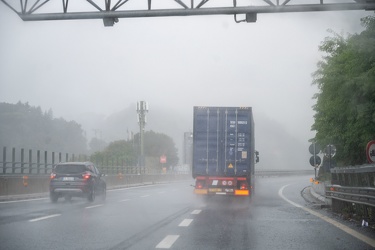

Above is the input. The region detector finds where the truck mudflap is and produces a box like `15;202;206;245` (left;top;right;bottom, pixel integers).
194;176;251;196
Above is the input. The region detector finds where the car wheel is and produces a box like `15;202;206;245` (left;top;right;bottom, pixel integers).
50;192;58;203
101;187;106;201
88;188;95;202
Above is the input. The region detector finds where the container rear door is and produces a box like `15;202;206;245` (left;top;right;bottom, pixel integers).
224;108;253;176
193;107;253;177
193;107;221;176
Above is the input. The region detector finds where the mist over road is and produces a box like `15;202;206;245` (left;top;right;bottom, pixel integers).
0;176;373;249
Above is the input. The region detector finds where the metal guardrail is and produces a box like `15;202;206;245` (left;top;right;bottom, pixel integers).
326;185;375;208
1;147;189;176
255;169;314;176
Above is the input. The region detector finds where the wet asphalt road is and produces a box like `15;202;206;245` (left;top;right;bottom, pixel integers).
0;175;374;250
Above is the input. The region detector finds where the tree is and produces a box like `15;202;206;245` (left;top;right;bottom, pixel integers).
90;140;136;167
134;130;179;168
0;102;87;154
312;16;375;166
89;137;107;154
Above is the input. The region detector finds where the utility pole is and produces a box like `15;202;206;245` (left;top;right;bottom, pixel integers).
136;101;148;173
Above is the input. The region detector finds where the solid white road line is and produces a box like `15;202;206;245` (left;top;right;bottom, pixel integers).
156;235;180;249
29;214;61;222
140;195;150;198
179;219;193;227
108;184;160;192
191;210;202;215
2;182;185;204
85;204;104;209
0;198;48;204
279;184;375;248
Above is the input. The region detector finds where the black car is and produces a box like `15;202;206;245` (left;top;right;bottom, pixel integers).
49;162;106;203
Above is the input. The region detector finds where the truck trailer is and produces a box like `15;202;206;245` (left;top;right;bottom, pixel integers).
192;106;258;198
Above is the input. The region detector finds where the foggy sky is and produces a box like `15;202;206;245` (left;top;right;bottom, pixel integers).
0;2;370;169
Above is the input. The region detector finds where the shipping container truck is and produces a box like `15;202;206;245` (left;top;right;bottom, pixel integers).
192;106;258;198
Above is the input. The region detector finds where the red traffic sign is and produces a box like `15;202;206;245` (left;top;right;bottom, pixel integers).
160;155;167;164
366;140;375;163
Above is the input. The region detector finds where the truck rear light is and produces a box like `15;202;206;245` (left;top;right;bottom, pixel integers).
50;173;56;179
239;182;248;190
196;181;204;189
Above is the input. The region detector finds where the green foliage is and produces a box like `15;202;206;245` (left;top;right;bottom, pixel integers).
89;137;107;154
90;140;136;166
135;130;179;167
312;16;375;166
0;102;87;153
91;131;179;169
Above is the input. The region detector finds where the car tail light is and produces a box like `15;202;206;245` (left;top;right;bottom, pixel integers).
50;173;56;179
82;173;91;180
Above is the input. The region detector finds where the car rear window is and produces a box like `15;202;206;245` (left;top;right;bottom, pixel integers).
55;165;87;174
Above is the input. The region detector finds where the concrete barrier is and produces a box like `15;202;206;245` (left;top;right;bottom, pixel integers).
0;174;192;197
0;176;50;196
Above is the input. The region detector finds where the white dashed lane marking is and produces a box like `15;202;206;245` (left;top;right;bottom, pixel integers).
156;235;180;249
154;208;203;248
29;214;61;222
119;199;130;202
191;210;201;215
178;219;193;227
85;204;104;209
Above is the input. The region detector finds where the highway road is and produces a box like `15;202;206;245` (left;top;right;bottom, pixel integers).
0;175;374;250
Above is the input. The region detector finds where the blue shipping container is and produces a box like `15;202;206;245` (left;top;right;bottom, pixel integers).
192;106;255;178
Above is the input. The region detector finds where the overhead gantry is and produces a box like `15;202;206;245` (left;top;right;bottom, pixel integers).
1;0;375;26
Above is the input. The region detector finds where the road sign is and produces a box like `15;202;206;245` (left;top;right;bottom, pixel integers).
309;143;321;155
309;155;321;167
324;144;336;158
366;140;375;163
160;155;167;164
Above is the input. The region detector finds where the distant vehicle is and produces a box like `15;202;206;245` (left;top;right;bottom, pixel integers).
49;162;106;203
192;106;258;200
